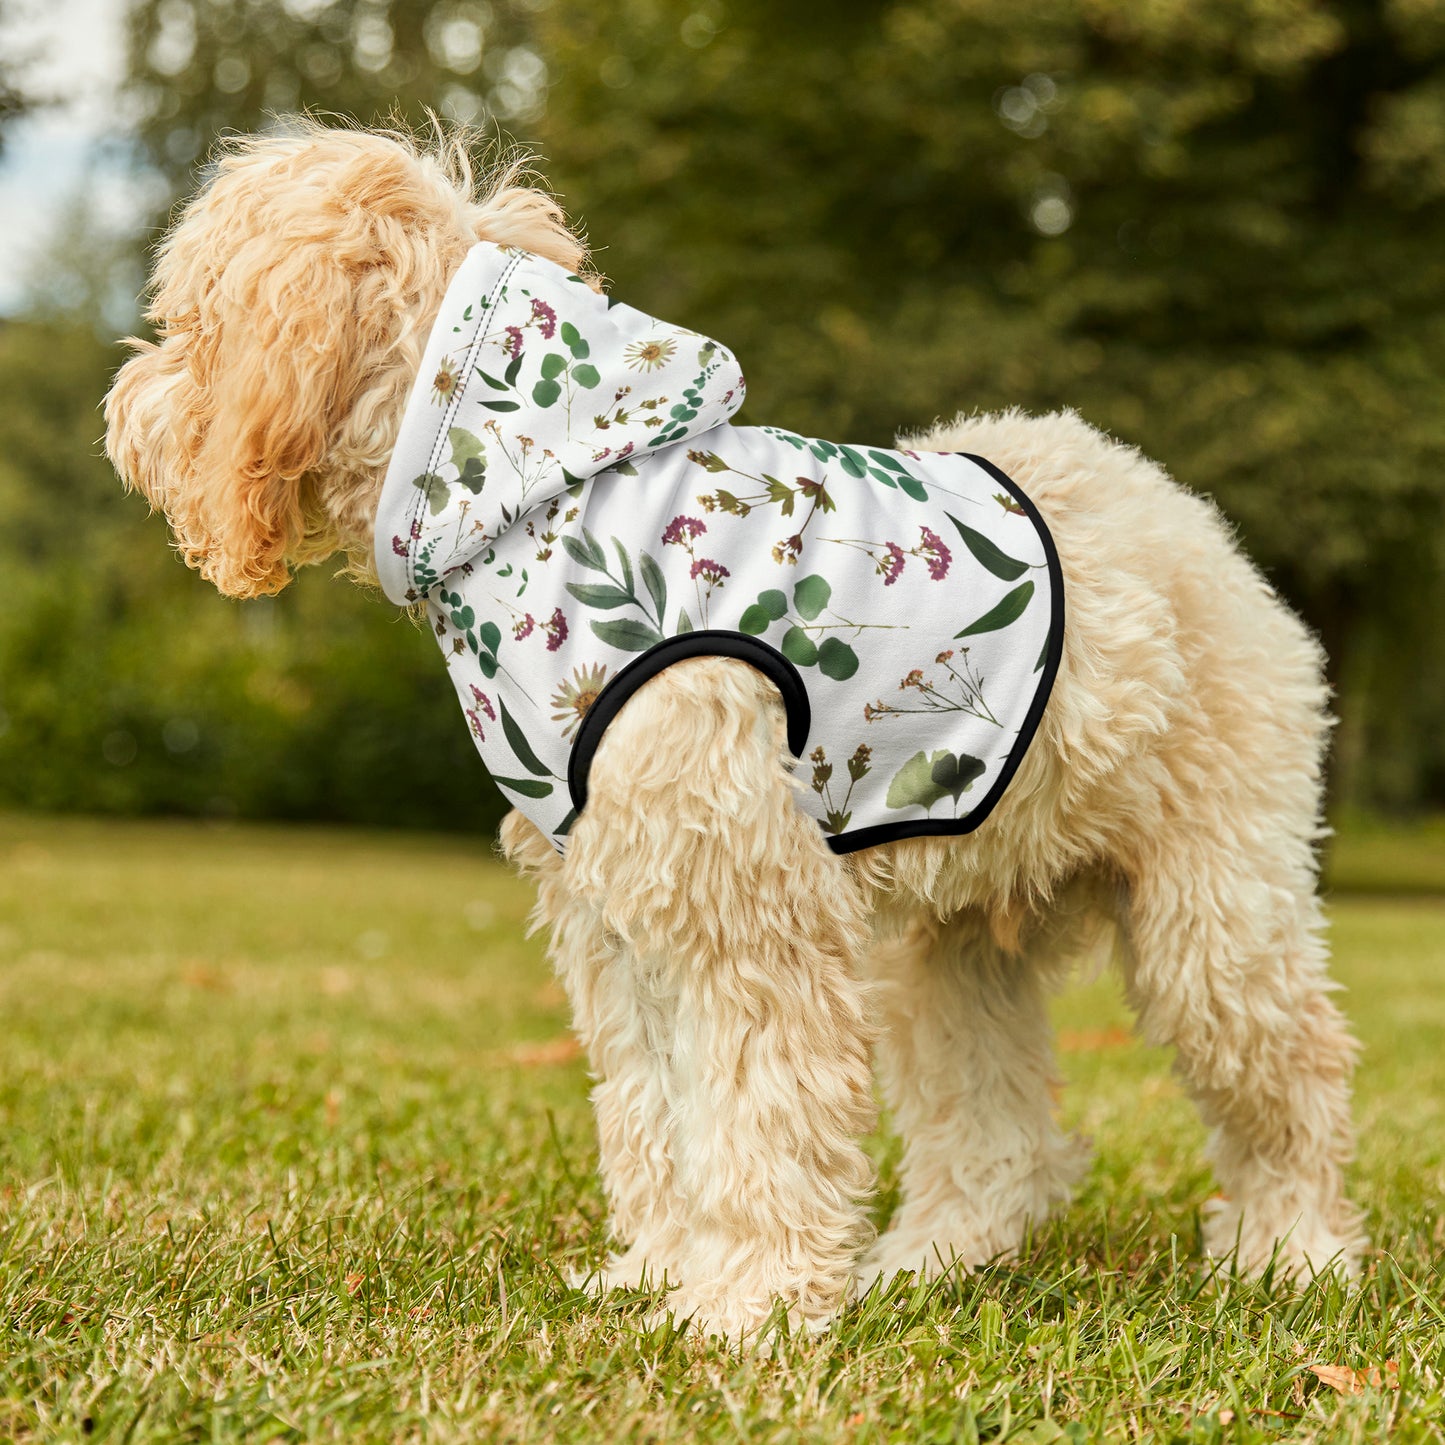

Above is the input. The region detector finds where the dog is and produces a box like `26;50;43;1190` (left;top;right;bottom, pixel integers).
105;121;1365;1342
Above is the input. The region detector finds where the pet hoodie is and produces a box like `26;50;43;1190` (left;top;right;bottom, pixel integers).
374;242;1063;854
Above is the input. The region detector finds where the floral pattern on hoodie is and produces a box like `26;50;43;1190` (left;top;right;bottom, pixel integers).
374;244;1061;852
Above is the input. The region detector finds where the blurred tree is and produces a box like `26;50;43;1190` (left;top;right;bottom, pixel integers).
17;0;1436;825
532;0;1445;807
0;0;35;153
124;0;543;187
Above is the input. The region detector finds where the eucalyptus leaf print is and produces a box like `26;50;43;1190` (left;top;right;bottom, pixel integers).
956;581;1035;639
737;574;890;681
945;512;1028;581
761;426;932;500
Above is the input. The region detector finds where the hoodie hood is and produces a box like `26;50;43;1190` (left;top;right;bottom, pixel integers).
374;244;746;604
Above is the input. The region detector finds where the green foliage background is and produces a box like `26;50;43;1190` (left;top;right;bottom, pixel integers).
3;0;1444;829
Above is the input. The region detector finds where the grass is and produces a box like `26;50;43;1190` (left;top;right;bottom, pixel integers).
1;811;1442;1443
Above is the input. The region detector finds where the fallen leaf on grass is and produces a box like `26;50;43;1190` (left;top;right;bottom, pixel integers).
180;961;229;992
1310;1362;1399;1395
345;1273;365;1296
500;1036;583;1067
1056;1027;1133;1052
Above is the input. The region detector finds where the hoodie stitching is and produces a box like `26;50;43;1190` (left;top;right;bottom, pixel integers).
405;251;523;595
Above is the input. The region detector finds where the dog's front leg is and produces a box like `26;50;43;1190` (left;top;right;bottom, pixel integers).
564;658;878;1344
501;808;688;1289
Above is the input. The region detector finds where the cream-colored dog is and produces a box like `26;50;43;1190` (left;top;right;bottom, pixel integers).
105;122;1365;1342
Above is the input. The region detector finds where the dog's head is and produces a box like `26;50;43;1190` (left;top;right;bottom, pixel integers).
105;121;586;597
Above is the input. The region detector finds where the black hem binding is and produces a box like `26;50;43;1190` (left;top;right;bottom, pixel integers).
564;453;1065;854
568;632;813;815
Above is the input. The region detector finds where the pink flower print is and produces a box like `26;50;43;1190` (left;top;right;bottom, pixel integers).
662;515;708;547
545;607;568;652
530;297;557;338
409;519;423;540
919;526;952;580
881;542;906;585
690;558;730;584
392;535;409;557
504;325;525;358
513;613;536;641
468;685;496;721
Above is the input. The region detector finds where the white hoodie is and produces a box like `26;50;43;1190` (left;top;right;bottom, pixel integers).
374;243;1062;853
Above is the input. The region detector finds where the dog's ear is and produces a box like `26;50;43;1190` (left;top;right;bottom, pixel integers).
105;126;591;598
107;215;389;599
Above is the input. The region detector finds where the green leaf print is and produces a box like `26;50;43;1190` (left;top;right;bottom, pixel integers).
739;604;773;635
562;529;607;572
565;582;634;610
817;638;860;680
478;621;502;654
955;580;1035;638
498;698;552;777
885;750;971;814
867;450;910;474
492;776;553;799
448;427;486;470
560;321;586;356
412;473;450;516
781;627;819;666
793;574;832;621
640;551;668;624
503;351;524;388
591;618;666;651
480;400;521;412
572;363;602;389
945;513;1028;581
540;353;568;381
532;378;561;408
676;609;694;634
612;538;634;596
457;457;486;493
929;751;985;803
758;589;788;620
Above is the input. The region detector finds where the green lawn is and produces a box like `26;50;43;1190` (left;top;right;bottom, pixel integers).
1;813;1442;1443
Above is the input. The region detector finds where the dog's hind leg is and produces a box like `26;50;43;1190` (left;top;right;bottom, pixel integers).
563;658;878;1343
859;910;1089;1290
501;809;688;1292
1120;832;1365;1279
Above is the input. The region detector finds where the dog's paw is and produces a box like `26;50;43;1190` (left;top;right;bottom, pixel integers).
570;1245;675;1296
1202;1196;1366;1282
858;1222;1018;1295
646;1289;836;1351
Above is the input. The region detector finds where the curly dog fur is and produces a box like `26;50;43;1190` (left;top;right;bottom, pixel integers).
105;121;1365;1343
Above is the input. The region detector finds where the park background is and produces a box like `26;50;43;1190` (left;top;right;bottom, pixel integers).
2;0;1445;832
4;3;1445;1440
